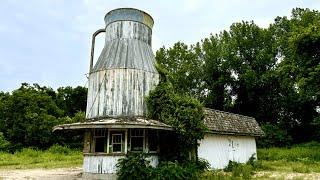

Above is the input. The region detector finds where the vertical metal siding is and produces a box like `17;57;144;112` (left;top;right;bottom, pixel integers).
198;134;257;169
86;69;159;118
83;155;159;174
86;13;158;119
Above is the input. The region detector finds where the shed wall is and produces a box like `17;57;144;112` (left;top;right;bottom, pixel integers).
198;134;257;169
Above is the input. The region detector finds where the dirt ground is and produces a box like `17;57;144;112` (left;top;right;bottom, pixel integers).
1;168;320;179
0;167;82;180
255;171;320;180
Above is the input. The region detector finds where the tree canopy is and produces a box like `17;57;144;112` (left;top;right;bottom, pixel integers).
0;83;87;150
0;8;318;149
155;8;320;146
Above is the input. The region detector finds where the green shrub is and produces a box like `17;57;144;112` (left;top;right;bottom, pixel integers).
117;153;209;180
257;123;293;148
231;164;253;179
246;154;262;170
224;160;241;172
153;161;189;180
146;65;206;161
0;132;10;151
154;160;209;180
223;160;255;179
47;144;71;155
116;153;152;180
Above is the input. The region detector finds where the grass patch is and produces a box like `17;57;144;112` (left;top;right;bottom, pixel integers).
257;141;320;162
257;142;320;173
202;142;320;179
0;145;82;169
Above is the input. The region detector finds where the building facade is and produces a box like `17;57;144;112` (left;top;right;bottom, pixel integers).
54;8;264;177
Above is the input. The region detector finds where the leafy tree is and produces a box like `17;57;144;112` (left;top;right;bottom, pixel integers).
156;42;205;99
0;132;10;151
55;86;87;117
0;83;87;150
0;83;64;148
146;66;206;160
272;8;320;142
154;8;320;146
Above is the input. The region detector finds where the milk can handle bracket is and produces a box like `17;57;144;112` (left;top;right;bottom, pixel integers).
89;28;106;73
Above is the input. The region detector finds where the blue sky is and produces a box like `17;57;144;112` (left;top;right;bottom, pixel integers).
0;0;319;92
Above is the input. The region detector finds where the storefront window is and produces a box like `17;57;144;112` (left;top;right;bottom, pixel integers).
148;130;158;152
130;129;144;151
94;129;105;153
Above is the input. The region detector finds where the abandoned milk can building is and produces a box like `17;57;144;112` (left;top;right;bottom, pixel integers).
54;8;264;176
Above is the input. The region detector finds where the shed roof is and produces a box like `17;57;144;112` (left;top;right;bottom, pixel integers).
203;108;264;136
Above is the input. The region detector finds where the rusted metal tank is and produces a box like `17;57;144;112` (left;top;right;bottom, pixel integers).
86;8;159;119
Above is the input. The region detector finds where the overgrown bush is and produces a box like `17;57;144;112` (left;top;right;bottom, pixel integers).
47;144;72;155
146;65;206;161
0;132;10;151
221;156;260;179
116;153;209;180
257;123;293;148
116;153;153;180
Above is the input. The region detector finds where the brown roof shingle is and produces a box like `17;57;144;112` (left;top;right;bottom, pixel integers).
204;108;264;136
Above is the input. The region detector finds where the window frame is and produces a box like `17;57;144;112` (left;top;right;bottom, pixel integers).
93;128;106;153
107;129;128;154
146;129;159;153
129;129;145;152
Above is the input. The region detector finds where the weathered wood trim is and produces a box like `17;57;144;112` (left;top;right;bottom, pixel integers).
54;124;172;131
83;130;92;153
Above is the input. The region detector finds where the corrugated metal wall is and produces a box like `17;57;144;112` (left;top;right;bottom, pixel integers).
198;134;257;169
86;69;158;118
86;14;158;119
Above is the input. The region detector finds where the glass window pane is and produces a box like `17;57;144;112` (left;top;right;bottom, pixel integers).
148;130;158;152
109;131;125;153
131;137;143;151
113;144;122;152
95;137;105;152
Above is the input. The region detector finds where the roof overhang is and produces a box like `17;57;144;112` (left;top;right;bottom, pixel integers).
53;117;173;132
205;130;264;137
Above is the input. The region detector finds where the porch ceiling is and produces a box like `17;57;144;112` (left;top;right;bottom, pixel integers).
53;117;173;131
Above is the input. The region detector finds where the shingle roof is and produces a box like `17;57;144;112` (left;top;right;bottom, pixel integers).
204;108;264;136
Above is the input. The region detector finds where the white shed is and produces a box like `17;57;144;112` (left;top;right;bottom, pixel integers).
199;108;264;169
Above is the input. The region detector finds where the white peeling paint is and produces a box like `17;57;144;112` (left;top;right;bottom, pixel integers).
198;134;257;169
86;69;159;119
83;155;159;174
